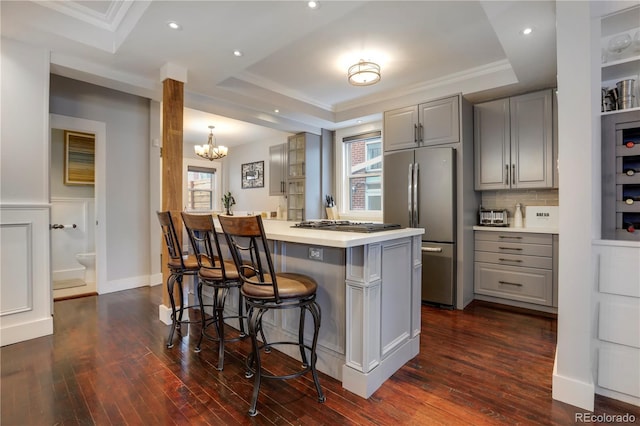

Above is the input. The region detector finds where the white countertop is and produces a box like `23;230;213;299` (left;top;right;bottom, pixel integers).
473;225;559;234
217;218;424;248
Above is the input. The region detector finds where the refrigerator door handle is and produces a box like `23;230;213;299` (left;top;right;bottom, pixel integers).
407;163;413;226
413;162;419;226
421;247;443;253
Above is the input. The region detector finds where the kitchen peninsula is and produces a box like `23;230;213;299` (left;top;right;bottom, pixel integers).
215;219;424;398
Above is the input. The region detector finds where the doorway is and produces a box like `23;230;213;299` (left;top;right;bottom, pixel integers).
49;114;106;300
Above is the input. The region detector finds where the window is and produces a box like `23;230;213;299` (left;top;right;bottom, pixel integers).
187;165;216;211
344;131;382;212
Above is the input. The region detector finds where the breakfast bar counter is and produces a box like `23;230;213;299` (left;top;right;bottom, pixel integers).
217;219;424;398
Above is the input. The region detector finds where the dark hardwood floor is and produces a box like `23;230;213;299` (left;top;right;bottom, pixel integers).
2;286;638;425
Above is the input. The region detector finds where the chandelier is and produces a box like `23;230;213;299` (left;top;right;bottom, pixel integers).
348;60;381;86
194;125;228;160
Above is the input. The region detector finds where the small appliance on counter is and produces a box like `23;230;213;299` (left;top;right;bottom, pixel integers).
478;208;509;227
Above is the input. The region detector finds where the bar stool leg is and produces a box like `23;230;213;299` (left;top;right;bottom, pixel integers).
166;273;178;348
247;307;265;417
214;287;226;371
298;305;308;367
176;275;185;324
308;301;326;403
195;280;205;353
237;288;246;337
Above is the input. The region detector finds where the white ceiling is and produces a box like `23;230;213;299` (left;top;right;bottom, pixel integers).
1;0;557;148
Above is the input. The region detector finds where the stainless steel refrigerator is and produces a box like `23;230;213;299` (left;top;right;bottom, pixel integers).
383;147;456;306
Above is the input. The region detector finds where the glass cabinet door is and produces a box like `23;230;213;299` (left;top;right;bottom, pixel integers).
288;135;305;178
287;179;305;221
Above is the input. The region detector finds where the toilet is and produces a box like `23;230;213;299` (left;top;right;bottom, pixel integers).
75;252;96;283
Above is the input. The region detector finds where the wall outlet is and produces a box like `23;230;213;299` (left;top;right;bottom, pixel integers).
308;247;323;261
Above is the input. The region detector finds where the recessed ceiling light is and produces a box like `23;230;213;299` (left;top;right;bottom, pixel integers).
274;109;280;113
233;50;243;57
308;1;319;9
522;27;533;35
167;21;182;30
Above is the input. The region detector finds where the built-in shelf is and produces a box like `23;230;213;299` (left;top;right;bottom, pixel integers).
602;54;640;82
602;106;640;116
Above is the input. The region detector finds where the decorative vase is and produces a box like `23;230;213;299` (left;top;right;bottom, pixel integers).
514;203;523;228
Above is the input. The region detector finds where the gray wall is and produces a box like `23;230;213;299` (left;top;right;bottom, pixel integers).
50;75;151;283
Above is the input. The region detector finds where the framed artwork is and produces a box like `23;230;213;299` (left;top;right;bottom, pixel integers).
64;130;95;185
241;160;264;189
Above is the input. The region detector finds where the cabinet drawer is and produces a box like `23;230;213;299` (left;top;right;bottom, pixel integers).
475;230;552;245
475;240;552;257
474;262;553;306
474;251;553;269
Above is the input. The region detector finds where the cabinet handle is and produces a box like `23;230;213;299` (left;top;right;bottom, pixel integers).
499;280;523;287
512;164;516;185
499;258;523;263
498;246;522;251
414;124;418;143
419;123;424;144
505;164;509;185
498;236;522;239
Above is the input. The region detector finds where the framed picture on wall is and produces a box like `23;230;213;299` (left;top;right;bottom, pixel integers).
241;160;264;189
64;130;95;185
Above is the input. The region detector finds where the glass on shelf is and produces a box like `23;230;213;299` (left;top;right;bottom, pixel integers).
608;33;632;54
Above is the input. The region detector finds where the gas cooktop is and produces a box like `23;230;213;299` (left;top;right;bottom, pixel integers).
292;220;402;233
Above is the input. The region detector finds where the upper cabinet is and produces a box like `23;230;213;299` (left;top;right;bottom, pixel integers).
383;95;460;151
474;89;554;190
268;143;287;196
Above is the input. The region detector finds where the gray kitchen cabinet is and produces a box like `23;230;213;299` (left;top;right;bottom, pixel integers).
474;230;557;310
286;132;321;221
268;143;287;196
474;89;554;190
383;95;460;152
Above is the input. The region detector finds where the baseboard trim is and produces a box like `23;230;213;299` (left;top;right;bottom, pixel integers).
0;316;53;347
552;351;595;411
158;303;173;325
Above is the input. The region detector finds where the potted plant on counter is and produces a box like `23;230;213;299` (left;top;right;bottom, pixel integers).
222;191;236;215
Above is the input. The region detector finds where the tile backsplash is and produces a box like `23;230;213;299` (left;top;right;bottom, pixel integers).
480;189;559;220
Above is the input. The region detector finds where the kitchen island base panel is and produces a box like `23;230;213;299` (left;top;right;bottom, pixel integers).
342;336;420;398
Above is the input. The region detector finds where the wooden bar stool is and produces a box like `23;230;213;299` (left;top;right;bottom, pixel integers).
181;212;248;370
218;214;325;416
156;211;200;348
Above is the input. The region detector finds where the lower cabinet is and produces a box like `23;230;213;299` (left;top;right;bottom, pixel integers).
474;230;557;309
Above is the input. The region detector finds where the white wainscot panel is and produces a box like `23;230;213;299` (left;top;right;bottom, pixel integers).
597;246;640;297
598;298;640;348
0;223;32;314
381;239;412;358
0;206;53;346
598;345;640;398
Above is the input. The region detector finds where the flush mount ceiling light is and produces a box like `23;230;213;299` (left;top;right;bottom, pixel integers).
522;27;533;35
348;60;381;86
194;126;228;160
233;49;243;57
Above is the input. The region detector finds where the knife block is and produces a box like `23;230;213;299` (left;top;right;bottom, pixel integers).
326;206;338;220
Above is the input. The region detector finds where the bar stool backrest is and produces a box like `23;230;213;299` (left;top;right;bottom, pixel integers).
218;214;281;304
181;213;225;275
156;211;186;270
